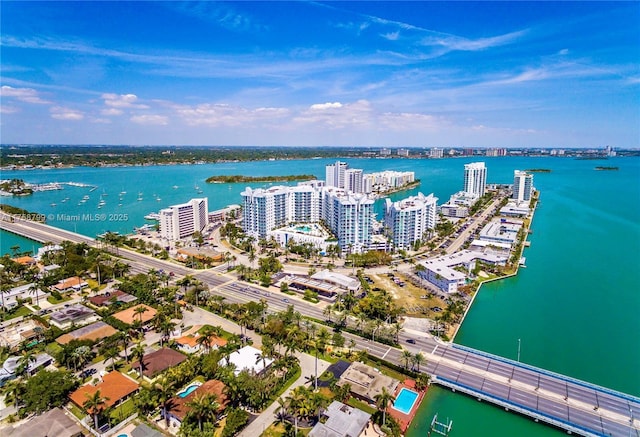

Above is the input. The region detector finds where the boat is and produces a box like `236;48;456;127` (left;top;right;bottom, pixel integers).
173;185;179;189
120;191;127;195
50;203;57;207
82;195;90;200
144;212;160;220
156;197;162;201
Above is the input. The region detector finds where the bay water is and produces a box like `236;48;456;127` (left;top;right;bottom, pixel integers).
1;156;638;436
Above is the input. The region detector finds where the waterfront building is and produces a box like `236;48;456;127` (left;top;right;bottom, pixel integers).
464;162;487;197
418;249;508;293
159;198;208;241
241;185;321;239
345;168;364;193
268;222;332;253
479;218;523;245
308;401;371;437
384;192;438;250
397;148;410;157
322;187;374;254
512;170;534;202
362;170;415;194
380;147;392;156
325;161;349;188
429;147;444;159
500;201;531;218
207;204;241;224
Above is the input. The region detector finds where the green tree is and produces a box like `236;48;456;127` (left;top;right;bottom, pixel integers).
185;392;220;432
374;386;395;426
83;389;110;431
22;369;78;414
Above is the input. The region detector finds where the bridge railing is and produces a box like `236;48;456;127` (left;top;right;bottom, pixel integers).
451;343;640;404
433;375;604;437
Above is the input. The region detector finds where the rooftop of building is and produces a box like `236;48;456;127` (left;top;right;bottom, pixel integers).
220;345;274;376
337;361;399;403
88;290;137;307
132;348;187;378
49;304;95;324
56;321;118;345
308;400;371;437
112;303;157;325
168;379;228;421
69;371;139;411
2;407;83;437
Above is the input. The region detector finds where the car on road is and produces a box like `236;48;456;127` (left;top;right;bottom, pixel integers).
406;339;417;344
282;298;289;303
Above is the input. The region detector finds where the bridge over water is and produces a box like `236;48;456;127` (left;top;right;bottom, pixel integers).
2;215;639;436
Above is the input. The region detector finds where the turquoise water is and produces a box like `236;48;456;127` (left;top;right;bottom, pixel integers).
392;387;419;415
1;156;638;436
177;383;200;398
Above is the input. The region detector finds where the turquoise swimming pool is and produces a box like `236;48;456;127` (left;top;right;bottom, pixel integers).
177;383;200;398
392;388;419;415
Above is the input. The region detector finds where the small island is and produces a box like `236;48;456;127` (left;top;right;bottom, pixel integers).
0;178;33;196
595;166;619;171
206;174;317;183
524;168;552;173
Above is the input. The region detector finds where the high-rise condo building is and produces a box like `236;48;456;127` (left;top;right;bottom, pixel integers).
159;198;208;241
322;187;374;254
345;168;364;193
241;185;322;239
464;162;487;197
384;193;438;250
325;161;349;188
512;170;534;202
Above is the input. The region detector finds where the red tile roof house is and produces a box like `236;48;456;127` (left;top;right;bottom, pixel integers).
163;380;228;430
112;304;157;326
131;347;187;380
174;334;228;355
53;276;88;292
69;371;139;417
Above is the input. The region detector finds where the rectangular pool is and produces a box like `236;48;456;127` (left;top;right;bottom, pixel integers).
392;388;419;415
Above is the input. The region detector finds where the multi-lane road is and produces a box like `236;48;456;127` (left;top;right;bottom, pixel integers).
2;216;639;436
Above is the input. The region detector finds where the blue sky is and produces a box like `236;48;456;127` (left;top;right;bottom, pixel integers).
1;1;638;147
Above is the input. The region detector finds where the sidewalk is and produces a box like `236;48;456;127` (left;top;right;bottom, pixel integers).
238;351;330;437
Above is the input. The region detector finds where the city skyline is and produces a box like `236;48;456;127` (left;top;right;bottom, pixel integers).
1;1;638;148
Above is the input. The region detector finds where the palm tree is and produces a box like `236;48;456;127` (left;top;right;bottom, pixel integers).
2;379;26;408
28;281;44;307
154;376;176;427
197;325;218;353
133;305;149;328
83;389;110;431
185;392;220;432
117;332;130;362
131;341;146;379
374;386;395;426
401;349;413;371
412;352;426;372
103;346;120;371
16;350;36;378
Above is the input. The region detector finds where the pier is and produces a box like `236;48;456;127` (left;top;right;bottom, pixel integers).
1;216;639;437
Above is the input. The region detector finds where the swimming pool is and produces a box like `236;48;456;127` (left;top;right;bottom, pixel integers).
177;382;201;398
392;388;419;415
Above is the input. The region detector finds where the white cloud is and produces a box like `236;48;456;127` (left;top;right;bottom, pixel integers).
0;85;51;104
381;31;400;41
101;108;124;116
102;93;148;109
558;48;570;56
172;103;289;127
0;105;19;114
310;102;343;110
421;29;528;52
50;106;84;120
130;114;168;125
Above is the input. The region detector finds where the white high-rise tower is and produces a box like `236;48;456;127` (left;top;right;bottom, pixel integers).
464;162;487;197
512;170;534;202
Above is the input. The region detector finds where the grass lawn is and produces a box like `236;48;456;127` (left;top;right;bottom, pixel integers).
110;398;136;422
1;305;32;321
68;402;85;420
347;397;377;415
261;422;312;437
47;294;72;304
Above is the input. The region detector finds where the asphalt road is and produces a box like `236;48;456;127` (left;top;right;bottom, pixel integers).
2;216;639;436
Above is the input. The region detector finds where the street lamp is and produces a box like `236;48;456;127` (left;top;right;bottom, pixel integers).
517;338;521;362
